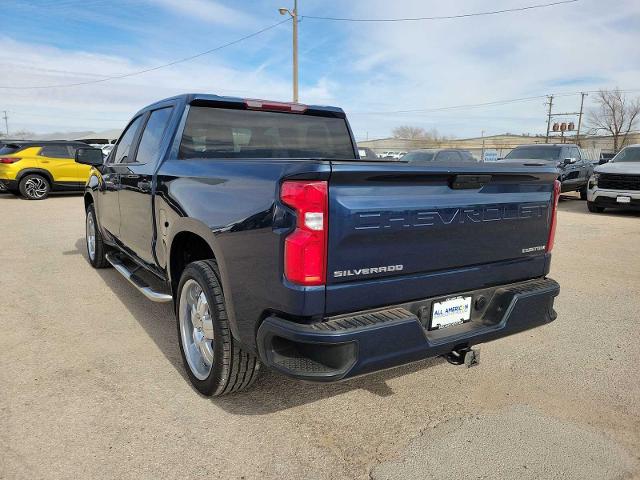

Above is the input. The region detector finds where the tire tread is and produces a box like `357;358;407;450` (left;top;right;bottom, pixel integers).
86;204;110;268
179;260;260;396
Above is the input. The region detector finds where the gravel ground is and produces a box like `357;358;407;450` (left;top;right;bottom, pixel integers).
0;192;639;480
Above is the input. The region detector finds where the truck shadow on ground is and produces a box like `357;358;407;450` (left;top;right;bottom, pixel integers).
68;237;445;414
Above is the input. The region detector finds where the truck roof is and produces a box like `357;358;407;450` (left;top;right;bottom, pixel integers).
137;93;345;117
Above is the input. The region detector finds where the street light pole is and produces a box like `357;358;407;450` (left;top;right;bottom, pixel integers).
2;111;8;136
575;92;588;146
279;0;299;102
545;95;554;144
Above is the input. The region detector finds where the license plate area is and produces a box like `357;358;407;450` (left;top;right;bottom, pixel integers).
430;295;473;331
617;196;631;204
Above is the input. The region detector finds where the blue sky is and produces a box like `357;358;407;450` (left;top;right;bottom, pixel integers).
2;0;640;139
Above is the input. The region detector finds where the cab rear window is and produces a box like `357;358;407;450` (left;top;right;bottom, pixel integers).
179;106;356;160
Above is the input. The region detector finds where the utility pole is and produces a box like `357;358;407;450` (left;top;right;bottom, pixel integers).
481;130;485;160
2;111;8;136
575;92;588;146
279;0;299;102
545;95;554;143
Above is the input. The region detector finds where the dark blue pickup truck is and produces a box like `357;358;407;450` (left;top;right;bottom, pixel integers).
76;94;560;396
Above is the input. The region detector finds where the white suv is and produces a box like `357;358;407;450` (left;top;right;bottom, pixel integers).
587;144;640;213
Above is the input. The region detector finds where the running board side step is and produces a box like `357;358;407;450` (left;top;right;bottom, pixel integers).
105;252;173;303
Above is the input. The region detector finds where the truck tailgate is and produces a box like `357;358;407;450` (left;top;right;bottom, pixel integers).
326;161;558;313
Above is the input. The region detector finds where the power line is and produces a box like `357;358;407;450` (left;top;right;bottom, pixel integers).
0;18;291;90
349;89;640;116
350;95;549;115
302;0;578;22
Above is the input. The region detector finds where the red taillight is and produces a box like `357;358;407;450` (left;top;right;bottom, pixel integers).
281;180;328;286
546;179;561;252
0;157;20;164
245;99;307;113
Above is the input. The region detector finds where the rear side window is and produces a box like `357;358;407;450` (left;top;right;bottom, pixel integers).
570;147;581;160
179;106;356;159
112;115;144;164
133;107;173;164
435;151;462;162
403;151;435;162
460;150;476;161
40;145;70;158
0;144;23;155
67;145;83;158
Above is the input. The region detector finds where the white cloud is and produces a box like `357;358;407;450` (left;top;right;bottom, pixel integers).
3;0;640;138
331;0;640;138
0;36;333;133
151;0;259;27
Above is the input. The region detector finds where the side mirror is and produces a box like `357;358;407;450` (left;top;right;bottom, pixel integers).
75;147;104;166
563;157;576;165
598;158;608;165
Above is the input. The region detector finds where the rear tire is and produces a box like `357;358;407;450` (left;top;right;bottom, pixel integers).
176;260;260;396
587;201;604;213
85;204;110;268
19;174;50;200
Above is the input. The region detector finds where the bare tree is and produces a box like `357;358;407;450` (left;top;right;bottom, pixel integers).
587;89;640;152
427;128;451;142
392;125;427;139
9;130;36;140
391;125;452;142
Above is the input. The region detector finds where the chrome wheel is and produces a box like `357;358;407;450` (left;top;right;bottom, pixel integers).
179;279;214;380
86;211;96;261
24;176;48;199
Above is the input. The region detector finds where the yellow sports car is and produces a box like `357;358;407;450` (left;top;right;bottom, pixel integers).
0;141;94;200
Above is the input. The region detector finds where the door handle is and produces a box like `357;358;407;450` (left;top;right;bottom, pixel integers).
103;173;119;188
137;180;152;192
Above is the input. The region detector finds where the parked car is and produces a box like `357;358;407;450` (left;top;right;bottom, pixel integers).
0;140;92;199
357;146;378;160
76;93;560;396
100;144;114;158
379;150;406;159
587;144;640;212
501;144;593;199
402;148;477;163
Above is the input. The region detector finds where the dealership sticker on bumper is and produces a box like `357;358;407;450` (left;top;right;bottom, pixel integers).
431;296;472;330
617;196;631;203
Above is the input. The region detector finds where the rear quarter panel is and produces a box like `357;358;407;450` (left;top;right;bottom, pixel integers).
0;147;41;181
155;158;331;351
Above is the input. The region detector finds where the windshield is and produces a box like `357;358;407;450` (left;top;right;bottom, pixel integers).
180;106;356;160
505;147;561;160
402;151;435;162
612;146;640;163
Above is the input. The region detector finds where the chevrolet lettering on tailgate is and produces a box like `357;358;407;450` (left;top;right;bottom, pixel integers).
354;203;548;230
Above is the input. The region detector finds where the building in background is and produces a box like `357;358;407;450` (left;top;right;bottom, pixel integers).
359;133;640;160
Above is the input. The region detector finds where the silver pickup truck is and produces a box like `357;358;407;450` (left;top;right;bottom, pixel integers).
587;144;640;213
